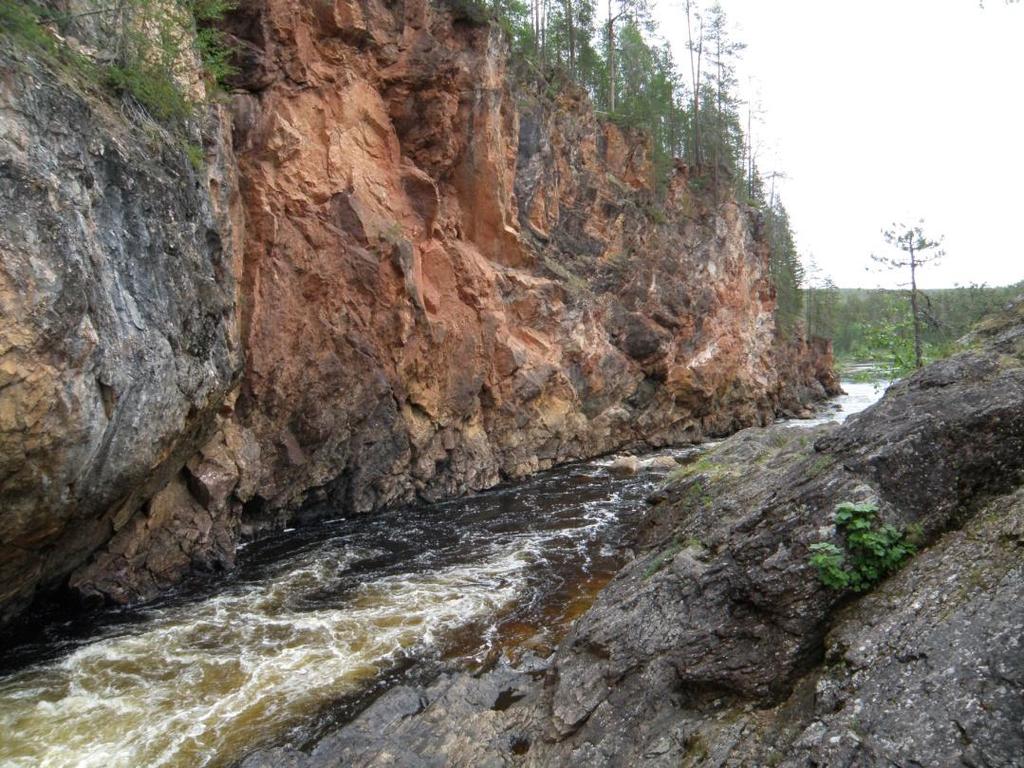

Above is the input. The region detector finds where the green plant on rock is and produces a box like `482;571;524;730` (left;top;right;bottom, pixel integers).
808;501;917;592
643;540;683;579
189;0;239;89
184;141;205;171
1;0;58;52
3;0;237;125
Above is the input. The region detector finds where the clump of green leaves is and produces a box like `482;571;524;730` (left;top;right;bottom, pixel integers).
808;501;918;591
0;0;58;52
643;540;683;579
106;62;193;123
443;0;492;25
184;141;205;171
189;0;239;89
103;0;238;121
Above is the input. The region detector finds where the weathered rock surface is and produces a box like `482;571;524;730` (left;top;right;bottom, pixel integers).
220;0;837;527
0;45;242;622
256;307;1024;767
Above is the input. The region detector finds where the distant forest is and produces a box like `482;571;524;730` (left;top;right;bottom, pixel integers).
805;283;1024;372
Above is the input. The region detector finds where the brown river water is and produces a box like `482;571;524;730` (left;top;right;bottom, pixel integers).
0;381;880;768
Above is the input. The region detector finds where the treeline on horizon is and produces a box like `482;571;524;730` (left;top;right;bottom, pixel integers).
805;282;1024;373
451;0;808;339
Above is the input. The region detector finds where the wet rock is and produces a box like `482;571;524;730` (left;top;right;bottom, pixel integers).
241;667;542;768
69;474;239;606
640;455;682;470
608;456;641;476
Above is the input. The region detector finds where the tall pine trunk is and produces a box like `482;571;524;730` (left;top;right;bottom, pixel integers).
607;0;616;112
567;0;575;76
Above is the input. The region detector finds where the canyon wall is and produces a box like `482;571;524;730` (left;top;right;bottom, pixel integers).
0;42;243;622
0;0;837;623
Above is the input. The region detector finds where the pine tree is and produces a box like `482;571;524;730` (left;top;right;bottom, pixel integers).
871;222;945;369
702;3;745;192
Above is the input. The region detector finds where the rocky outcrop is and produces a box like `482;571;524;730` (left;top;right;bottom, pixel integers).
0;42;242;623
260;305;1024;767
776;334;841;416
0;0;835;622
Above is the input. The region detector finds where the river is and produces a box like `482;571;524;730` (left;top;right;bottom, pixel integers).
0;381;881;768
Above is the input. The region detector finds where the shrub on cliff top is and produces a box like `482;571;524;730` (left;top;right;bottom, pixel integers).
1;0;236;126
808;501;918;592
0;0;57;52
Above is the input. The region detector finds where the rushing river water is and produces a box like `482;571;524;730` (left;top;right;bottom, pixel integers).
785;378;887;428
0;381;880;768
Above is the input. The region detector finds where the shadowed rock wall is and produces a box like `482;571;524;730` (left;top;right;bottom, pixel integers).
0;44;242;622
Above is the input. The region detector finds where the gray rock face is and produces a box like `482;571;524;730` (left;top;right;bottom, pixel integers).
269;311;1024;767
776;487;1024;768
0;46;241;623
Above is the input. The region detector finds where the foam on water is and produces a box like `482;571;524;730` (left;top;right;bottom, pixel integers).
0;451;683;768
0;545;533;768
784;379;886;428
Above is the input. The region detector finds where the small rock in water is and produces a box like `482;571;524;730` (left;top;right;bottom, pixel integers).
642;455;681;470
608;456;641;476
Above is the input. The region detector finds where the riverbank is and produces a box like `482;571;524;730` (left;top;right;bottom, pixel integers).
0;448;684;767
0;2;839;629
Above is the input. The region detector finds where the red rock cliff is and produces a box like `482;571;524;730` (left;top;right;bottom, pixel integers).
214;0;833;516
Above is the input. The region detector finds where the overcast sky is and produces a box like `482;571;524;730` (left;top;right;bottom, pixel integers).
653;0;1024;289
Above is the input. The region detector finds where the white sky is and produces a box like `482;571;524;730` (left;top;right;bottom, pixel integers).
653;0;1024;289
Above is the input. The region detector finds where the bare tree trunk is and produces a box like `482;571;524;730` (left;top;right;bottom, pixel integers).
567;0;575;76
533;0;538;58
713;32;721;201
746;100;752;198
115;0;131;68
541;0;549;65
910;246;923;368
608;0;615;112
685;1;702;167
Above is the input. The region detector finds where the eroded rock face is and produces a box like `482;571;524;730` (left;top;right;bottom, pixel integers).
0;46;242;622
221;0;834;527
269;310;1024;767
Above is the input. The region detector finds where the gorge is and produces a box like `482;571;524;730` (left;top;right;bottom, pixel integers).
0;0;836;627
7;2;1023;768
